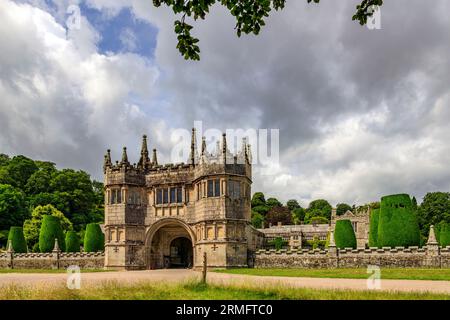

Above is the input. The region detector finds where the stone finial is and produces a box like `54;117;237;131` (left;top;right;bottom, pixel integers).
201;136;207;155
6;239;14;253
152;148;158;166
138;135;150;168
247;144;252;163
189;128;198;165
53;238;61;252
120;147;129;166
103;149;112;172
328;231;336;247
427;225;438;245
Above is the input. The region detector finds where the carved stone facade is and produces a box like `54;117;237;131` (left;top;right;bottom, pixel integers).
103;131;264;270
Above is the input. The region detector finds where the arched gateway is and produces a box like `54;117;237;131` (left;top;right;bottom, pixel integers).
103;132;265;270
145;218;196;269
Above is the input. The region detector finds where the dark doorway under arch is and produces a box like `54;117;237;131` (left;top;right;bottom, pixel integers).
169;237;193;269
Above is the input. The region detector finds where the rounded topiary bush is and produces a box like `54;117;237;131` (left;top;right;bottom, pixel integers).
368;208;380;248
8;227;27;253
334;219;357;249
438;223;450;247
84;223;104;252
39;215;65;252
377;194;420;247
65;231;80;252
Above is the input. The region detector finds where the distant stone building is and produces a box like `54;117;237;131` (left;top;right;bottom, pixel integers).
103;130;264;270
258;208;371;249
258;223;329;249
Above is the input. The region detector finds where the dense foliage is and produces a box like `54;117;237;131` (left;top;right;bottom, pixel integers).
265;206;292;227
336;203;352;216
84;223;104;252
39;215;66;252
65;231;81;253
417;192;450;240
368;208;380;247
8;227;27;253
23;205;72;249
377;194;420;247
0;154;103;249
435;222;450;247
334;220;357;249
0;184;29;246
268;237;287;250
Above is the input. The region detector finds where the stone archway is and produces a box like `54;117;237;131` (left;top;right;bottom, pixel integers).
145;218;196;269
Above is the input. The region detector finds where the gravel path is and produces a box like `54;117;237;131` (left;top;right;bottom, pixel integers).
0;269;449;294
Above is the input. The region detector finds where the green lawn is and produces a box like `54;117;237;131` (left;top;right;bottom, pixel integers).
214;268;450;281
1;280;449;300
0;269;109;274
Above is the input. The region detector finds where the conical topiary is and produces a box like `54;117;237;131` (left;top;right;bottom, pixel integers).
438;223;450;247
334;220;357;249
368;208;380;248
377;194;420;247
39;215;65;252
8;227;27;253
65;231;80;252
84;223;104;252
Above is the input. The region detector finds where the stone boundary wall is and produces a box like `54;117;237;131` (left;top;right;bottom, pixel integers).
0;252;105;270
254;245;450;269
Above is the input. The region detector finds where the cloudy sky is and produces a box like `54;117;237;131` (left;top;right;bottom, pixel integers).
1;0;450;207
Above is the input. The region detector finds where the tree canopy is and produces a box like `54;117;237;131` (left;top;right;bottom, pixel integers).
153;0;383;60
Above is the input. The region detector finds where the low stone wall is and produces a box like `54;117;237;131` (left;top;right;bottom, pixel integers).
254;244;450;269
0;252;105;270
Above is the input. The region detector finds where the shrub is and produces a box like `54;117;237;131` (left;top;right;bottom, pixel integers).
268;237;287;250
32;242;39;253
334;220;357;249
8;227;27;253
65;231;80;253
84;223;104;252
306;236;326;249
438;223;450;247
368;208;380;247
308;216;329;225
377;194;420;247
39;215;65;252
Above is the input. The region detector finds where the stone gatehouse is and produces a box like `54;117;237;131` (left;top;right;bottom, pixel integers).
103;130;264;270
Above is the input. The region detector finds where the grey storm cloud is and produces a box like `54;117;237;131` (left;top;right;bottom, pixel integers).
1;0;450;206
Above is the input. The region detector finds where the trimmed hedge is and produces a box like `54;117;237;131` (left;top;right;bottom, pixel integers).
368;208;380;248
84;223;104;252
377;194;420;247
39;215;65;252
268;237;288;250
438;223;450;247
65;231;80;253
8;227;27;253
334;220;357;249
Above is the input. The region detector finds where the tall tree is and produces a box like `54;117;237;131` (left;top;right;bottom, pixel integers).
0;184;29;232
286;199;301;211
266;197;283;209
336;203;353;216
417;192;450;238
265;206;292;227
23;204;72;249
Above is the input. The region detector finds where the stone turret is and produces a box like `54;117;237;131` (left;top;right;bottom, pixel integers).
152;148;158;166
138;135;150;169
120;147;129;167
